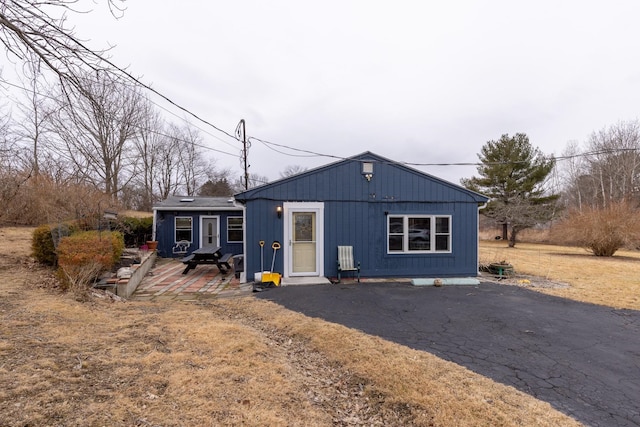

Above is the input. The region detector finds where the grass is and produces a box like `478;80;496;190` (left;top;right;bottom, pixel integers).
480;240;640;310
4;226;637;426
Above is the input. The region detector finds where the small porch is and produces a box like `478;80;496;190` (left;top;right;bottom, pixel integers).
131;258;253;301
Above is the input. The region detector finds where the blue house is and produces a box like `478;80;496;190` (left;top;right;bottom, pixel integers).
234;152;489;282
152;196;244;259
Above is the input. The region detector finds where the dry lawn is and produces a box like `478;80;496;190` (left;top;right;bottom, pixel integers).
480;240;640;310
3;226;626;426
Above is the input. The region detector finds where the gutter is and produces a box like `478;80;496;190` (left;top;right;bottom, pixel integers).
477;201;488;275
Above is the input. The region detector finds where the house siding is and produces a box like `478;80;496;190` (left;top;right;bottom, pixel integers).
154;210;243;258
236;153;488;280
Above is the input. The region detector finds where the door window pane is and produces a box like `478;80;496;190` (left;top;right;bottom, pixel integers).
294;213;315;242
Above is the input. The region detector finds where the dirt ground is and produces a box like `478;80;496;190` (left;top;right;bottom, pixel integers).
0;227;588;426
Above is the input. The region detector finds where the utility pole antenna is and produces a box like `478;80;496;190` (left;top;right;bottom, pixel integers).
236;119;249;190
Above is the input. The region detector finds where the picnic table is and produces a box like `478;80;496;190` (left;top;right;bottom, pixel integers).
181;246;233;275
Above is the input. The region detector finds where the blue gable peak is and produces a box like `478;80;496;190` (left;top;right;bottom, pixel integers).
235;151;488;203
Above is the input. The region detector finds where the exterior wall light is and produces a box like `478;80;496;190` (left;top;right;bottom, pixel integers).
362;162;374;181
276;205;282;218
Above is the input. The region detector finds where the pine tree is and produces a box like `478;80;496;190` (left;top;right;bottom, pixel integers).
461;133;559;247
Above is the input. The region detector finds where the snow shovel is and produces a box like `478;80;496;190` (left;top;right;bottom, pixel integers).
259;240;265;278
254;240;268;292
262;241;281;286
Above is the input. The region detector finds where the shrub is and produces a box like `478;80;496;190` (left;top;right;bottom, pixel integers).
56;231;125;290
114;216;153;247
1;173;114;226
31;222;79;266
550;201;640;256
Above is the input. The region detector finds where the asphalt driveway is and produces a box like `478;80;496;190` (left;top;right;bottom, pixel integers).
255;281;640;427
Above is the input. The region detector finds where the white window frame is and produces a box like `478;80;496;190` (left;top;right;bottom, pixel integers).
387;214;452;254
175;216;193;243
227;216;244;243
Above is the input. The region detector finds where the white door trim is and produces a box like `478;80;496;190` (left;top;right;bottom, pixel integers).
283;202;324;278
199;215;220;249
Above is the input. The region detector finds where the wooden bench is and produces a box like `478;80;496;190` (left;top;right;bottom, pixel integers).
181;248;234;275
217;253;233;273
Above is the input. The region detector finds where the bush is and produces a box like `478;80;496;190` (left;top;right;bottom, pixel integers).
114;216;153;248
550;201;640;256
56;231;124;290
1;173;115;226
31;222;79;266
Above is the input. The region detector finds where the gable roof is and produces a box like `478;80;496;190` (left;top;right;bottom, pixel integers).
235;151;489;203
153;196;242;211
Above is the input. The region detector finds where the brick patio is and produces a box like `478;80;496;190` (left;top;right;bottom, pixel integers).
131;257;253;301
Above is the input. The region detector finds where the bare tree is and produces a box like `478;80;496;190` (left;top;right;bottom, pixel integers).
131;98;166;210
10;59;57;179
170;124;212;196
585;120;640;207
279;164;308;178
52;72;144;201
558;141;588;211
0;0;125;91
154;135;179;201
233;173;269;191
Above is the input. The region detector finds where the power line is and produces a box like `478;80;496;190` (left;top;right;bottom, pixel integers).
250;135;640;168
1;77;239;158
5;69;640;172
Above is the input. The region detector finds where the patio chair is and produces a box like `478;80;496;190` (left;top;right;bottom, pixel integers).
172;240;191;256
337;245;360;283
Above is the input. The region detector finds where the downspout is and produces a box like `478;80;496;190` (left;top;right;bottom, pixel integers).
241;203;247;283
232;198;247;284
477;201;488;275
152;207;158;241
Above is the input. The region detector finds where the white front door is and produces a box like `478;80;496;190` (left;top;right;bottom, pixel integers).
200;216;219;249
284;203;324;277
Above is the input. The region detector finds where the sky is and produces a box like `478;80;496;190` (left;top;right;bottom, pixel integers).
22;1;640;185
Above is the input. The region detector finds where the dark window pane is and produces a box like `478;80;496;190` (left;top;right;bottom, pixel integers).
409;217;430;231
409;237;430;251
436;217;449;233
228;217;243;227
228;230;243;242
389;217;403;234
176;217;191;228
435;235;449;251
388;235;403;251
176;230;191;242
408;217;430;247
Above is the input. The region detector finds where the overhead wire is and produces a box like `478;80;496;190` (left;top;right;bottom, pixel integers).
0;77;239;158
5;5;640;183
5;62;640;173
251;135;640;168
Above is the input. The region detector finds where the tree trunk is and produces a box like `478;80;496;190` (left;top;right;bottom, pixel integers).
502;223;508;240
508;228;518;247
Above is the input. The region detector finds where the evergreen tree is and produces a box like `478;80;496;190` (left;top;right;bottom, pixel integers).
198;178;233;197
461;133;559;247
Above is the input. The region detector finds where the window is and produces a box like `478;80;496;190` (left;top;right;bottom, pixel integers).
175;217;192;242
227;217;244;243
387;215;451;253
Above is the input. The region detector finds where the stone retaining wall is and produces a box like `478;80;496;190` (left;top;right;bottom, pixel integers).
115;250;157;298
